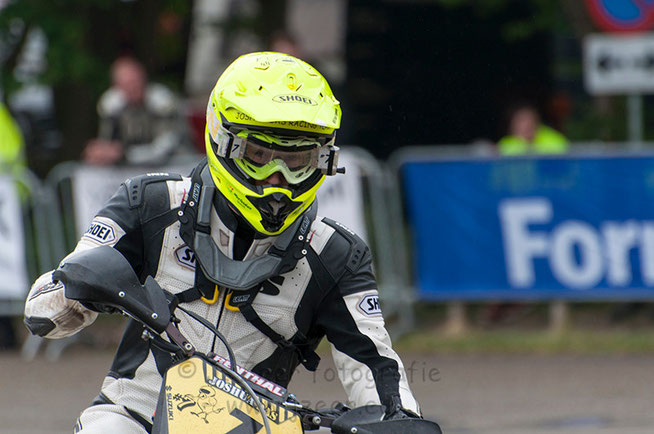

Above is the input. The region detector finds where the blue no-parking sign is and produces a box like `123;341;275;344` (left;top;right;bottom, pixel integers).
402;154;654;300
586;0;654;32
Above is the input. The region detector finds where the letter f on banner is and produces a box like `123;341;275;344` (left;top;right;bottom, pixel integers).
499;198;552;288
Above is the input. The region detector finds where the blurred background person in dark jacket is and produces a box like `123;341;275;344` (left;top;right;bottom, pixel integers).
82;56;189;166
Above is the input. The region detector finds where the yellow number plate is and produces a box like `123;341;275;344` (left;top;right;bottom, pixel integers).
159;356;302;433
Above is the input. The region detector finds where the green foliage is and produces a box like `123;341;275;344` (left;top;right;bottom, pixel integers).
0;0;112;93
565;97;628;142
396;329;654;354
0;0;191;96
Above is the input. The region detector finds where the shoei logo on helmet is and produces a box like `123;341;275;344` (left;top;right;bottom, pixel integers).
358;294;382;316
273;94;318;106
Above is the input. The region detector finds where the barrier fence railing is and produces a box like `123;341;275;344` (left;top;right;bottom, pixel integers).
0;169;55;316
13;143;651;346
24;147;411;346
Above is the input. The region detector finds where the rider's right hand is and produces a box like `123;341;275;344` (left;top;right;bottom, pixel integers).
79;301;121;315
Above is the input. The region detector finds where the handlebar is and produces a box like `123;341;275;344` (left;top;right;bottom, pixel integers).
52;246;442;433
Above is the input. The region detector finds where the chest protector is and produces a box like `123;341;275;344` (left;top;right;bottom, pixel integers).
176;161;319;371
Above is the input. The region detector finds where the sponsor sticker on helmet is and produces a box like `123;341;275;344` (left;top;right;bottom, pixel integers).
83;221;116;245
273;94;318;106
357;294;382;316
175;245;196;269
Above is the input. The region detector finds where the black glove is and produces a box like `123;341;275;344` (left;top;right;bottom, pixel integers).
385;407;422;420
80;301;121;314
384;395;422;420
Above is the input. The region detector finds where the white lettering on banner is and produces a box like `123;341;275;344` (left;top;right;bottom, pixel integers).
499;198;551;287
549;221;603;288
641;225;654;285
603;221;639;286
499;198;654;289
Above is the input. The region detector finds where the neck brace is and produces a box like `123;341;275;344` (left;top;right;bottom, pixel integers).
178;162;315;291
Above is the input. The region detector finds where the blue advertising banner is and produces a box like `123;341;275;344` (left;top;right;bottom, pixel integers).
402;155;654;300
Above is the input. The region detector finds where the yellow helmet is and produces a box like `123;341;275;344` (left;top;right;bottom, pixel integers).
205;52;342;235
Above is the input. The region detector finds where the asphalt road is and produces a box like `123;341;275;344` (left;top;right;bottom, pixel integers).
2;345;654;434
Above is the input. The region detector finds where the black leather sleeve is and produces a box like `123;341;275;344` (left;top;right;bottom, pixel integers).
94;183;145;276
94;173;181;279
313;220;402;411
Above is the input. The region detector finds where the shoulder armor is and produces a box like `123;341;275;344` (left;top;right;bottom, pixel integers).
321;218;368;273
123;172;182;209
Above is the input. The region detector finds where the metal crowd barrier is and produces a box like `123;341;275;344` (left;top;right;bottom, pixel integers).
8;144;435;356
23;147;413;346
23;142;652;348
0;169;55;316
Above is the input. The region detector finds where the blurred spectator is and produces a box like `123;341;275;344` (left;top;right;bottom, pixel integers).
498;103;569;155
484;102;569;326
0;101;25;350
83;56;189;166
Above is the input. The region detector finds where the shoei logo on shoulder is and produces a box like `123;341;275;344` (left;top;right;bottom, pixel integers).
175;245;197;269
83;221;116;245
273;94;318;106
358;294;382;316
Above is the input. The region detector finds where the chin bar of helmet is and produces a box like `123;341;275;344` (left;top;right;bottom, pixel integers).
213;124;345;176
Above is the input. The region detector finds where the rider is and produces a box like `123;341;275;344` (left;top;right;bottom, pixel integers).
24;52;421;432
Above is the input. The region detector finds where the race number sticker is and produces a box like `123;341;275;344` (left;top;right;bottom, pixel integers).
162;356;302;433
357;294;382;316
83;220;116;245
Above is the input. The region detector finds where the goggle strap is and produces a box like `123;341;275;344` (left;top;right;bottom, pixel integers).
315;145;340;175
328;146;339;175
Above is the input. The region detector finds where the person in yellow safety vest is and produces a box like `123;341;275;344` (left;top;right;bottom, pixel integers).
498;104;568;155
0;101;26;179
484;103;569;326
0;101;25;350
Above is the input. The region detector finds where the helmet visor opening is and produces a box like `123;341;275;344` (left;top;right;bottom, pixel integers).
209;121;341;183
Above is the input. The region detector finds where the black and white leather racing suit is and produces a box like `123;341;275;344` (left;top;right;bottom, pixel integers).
24;162;420;431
